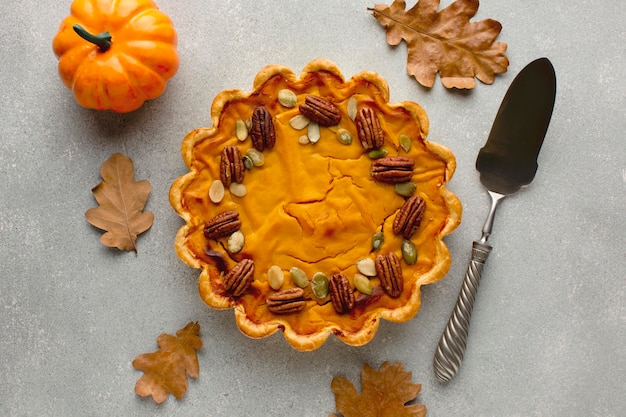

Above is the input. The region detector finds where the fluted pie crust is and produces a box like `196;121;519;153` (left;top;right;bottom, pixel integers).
169;59;462;351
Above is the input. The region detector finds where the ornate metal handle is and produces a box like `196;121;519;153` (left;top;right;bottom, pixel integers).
433;241;492;383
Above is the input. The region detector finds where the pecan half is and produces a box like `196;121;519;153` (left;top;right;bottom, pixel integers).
393;196;426;239
266;287;306;314
375;253;403;298
249;105;276;151
299;95;342;127
220;146;245;186
204;210;241;239
329;273;355;314
355;107;384;150
223;258;255;297
370;156;415;183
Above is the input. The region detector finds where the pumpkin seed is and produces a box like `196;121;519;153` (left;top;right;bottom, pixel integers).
268;265;284;290
399;134;412;152
353;273;372;295
298;135;310;145
356;258;376;277
242;155;254;170
290;267;309;288
347;96;358;121
368;149;388;159
336;128;352;145
208;180;224;203
311;272;329;298
227;230;245;253
371;231;384;251
394;182;416;197
245;148;265;166
278;89;297;108
289;114;309;130
236;119;248;141
308;121;320;143
401;239;418;265
229;182;247;197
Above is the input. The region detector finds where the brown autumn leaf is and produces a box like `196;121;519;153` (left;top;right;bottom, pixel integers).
369;0;508;89
85;153;153;252
132;322;203;404
331;361;426;417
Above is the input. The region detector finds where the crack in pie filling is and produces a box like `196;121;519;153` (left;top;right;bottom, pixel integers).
169;59;462;351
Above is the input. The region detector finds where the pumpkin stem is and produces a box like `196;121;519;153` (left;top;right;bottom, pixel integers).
73;24;112;52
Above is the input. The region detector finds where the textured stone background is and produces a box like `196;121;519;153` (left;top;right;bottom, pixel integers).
1;1;624;416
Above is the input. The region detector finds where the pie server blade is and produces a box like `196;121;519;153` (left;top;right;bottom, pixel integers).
433;57;557;383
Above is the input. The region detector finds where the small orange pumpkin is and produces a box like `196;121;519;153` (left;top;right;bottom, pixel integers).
52;0;179;113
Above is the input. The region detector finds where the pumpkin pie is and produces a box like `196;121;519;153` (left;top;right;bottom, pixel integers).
169;59;462;351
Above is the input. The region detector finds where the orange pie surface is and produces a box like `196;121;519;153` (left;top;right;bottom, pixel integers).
169;59;462;351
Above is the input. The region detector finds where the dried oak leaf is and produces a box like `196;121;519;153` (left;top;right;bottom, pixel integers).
331;362;426;417
132;322;203;404
85;153;153;252
369;0;509;89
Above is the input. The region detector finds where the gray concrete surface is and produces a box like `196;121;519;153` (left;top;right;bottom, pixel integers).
1;1;624;416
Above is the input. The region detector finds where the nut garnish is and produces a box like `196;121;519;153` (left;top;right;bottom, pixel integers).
250;105;276;151
299;95;342;127
347;96;358;121
392;195;426;239
290;267;309;288
356;257;377;276
223;258;255;297
311;272;329;299
278;89;298;108
266;287;306;314
235;119;248;141
227;230;245;254
375;253;403;298
289;114;310;130
355;107;384;150
370;156;415;184
307;121;320;144
204;210;242;239
220;146;245;186
229;182;247;198
329;273;355;314
394;182;416;197
267;265;284;290
208;179;225;203
401;239;417;265
354;273;373;295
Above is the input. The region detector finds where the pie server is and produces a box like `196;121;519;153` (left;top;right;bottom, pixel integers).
433;58;557;383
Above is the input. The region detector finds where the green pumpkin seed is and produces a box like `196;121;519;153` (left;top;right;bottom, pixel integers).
278;89;298;108
336;128;352;145
353;273;372;295
399;134;412;152
290;267;309;288
242;155;254;170
371;231;384;251
394;182;416;197
311;272;329;298
245;148;265;166
267;265;284;290
236;119;248;141
401;239;418;265
368;149;388;159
